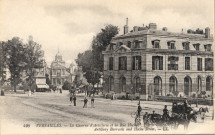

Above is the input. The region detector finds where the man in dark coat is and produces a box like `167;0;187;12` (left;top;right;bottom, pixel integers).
73;95;76;106
91;96;95;108
83;97;88;108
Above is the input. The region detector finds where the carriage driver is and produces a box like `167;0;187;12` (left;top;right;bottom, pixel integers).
163;105;170;121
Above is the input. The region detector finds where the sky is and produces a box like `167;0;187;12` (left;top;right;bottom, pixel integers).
0;0;214;67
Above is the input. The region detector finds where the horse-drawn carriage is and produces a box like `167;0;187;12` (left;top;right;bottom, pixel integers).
132;101;198;131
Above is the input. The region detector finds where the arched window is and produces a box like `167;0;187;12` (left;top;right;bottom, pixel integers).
154;76;162;95
127;41;131;48
108;76;114;92
119;76;126;92
197;76;202;92
206;76;213;91
184;76;192;96
169;76;177;92
134;77;141;93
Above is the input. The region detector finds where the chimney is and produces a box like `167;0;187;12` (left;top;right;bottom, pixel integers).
124;18;129;34
162;27;167;31
205;27;210;38
149;23;157;29
133;26;139;32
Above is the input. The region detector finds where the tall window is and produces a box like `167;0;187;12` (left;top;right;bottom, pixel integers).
108;76;114;92
197;76;202;92
167;41;176;49
119;76;126;92
183;42;190;50
206;76;213;91
127;41;131;48
152;56;163;70
152;40;160;48
109;57;113;70
204;44;212;52
132;56;141;70
119;56;127;70
197;58;202;71
134;77;141;93
168;56;178;70
205;58;213;71
193;43;200;51
169;76;177;92
185;57;190;70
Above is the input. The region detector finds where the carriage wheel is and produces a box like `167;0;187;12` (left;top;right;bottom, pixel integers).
135;117;141;126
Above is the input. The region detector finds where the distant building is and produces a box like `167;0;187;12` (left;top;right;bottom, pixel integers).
103;19;213;100
49;50;75;89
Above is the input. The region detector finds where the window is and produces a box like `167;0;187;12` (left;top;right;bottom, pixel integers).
134;41;140;48
183;42;190;50
109;44;114;50
197;76;202;92
119;56;127;70
127;41;131;48
193;44;200;51
152;56;163;70
152;40;160;48
197;58;202;71
168;56;178;70
132;56;141;70
109;57;113;70
134;77;141;93
204;44;212;52
206;76;213;91
169;76;177;92
119;76;126;92
167;41;176;49
185;57;190;70
205;58;213;71
53;69;56;75
108;76;114;92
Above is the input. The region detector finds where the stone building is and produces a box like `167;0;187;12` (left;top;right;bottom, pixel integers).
50;50;74;88
103;19;213;100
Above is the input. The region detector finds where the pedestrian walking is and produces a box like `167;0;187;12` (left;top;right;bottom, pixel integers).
70;92;73;103
60;88;62;93
91;96;95;108
73;95;76;106
83;97;88;108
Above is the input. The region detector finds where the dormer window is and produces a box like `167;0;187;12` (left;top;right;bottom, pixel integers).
182;42;190;50
204;44;212;52
109;44;113;50
167;41;176;49
127;41;131;48
152;40;160;49
134;40;140;48
193;43;200;51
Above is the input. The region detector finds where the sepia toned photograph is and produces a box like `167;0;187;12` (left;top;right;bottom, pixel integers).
0;0;214;134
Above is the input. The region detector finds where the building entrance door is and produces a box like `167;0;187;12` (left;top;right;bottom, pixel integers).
154;76;162;96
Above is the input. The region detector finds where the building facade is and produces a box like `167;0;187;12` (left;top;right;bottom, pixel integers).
50;51;74;88
103;20;213;100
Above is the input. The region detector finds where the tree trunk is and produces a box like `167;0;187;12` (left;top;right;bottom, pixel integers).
14;84;16;92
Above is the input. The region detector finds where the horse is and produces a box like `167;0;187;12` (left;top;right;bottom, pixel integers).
172;112;197;130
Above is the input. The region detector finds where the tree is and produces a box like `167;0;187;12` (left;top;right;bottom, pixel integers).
0;42;7;88
62;80;72;90
23;36;44;92
4;37;26;92
76;24;119;88
91;24;119;71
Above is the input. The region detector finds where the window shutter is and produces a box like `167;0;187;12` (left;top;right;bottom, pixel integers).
138;56;141;70
132;56;135;70
160;56;163;70
152;56;155;70
125;57;127;70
